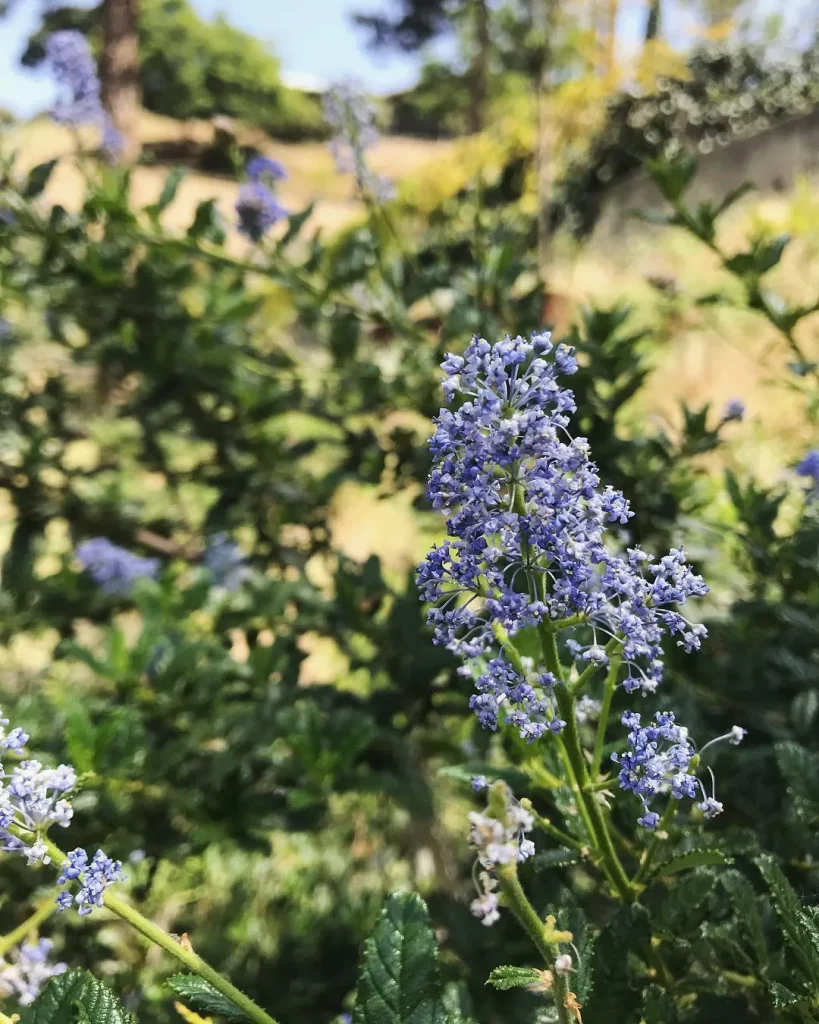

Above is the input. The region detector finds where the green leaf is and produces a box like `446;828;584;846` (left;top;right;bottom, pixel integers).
757;855;819;985
145;167;186;221
641;984;678;1024
20;969;135;1024
776;741;819;822
279;202;315;248
353;891;443;1024
720;870;767;967
657;869;718;937
768;981;801;1008
187;198;225;242
437;763;531;793
167;974;251;1022
584;905;650;1024
24;159;58;198
486;966;541;991
714;181;754;217
658;849;734;876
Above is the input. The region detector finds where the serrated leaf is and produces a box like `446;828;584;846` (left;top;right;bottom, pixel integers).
658;849;734;876
720;870;767;967
353;891;443;1024
768;981;800;1008
776;742;819;822
757;855;819;986
24;159;58;198
486;966;541;991
584;905;649;1024
167;974;251;1022
20;969;134;1024
641;984;677;1024
657;870;718;937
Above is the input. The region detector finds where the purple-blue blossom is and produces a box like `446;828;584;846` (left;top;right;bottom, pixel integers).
796;449;819;499
44;31;121;160
76;538;159;595
57;848;125;916
203;532;247;591
722;398;745;422
0;709;122;903
323;80;394;201
246;156;287;183
417;332;708;741
0;938;67;1006
236;181;288;242
612;711;699;827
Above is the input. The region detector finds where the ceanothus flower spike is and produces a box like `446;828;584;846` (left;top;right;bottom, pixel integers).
417;332;709;743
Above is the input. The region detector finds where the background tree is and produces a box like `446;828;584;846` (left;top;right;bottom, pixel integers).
354;0;494;133
16;0;326;141
99;0;140;160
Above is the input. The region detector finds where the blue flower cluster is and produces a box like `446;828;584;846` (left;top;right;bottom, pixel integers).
236;154;289;241
76;537;159;595
0;741;76;865
0;709;123;906
468;795;534;927
246;156;287;183
203;532;247;591
323;80;394;201
612;711;699;828
236;183;288;242
612;711;742;827
417;332;708;742
0;938;67;1007
797;449;819;500
45;31;122;160
56;848;125;916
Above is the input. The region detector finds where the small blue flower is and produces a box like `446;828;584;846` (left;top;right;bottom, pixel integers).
323;80;393;200
246;156;287;182
722;398;745;422
0;937;67;1006
471;775;488;792
76;538;160;595
203;533;247;591
796;449;819;500
44;31;120;161
57;848;125;916
236;182;288;242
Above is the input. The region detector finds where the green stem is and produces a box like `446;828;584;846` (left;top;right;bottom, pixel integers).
0;901;57;957
590;656;621;779
632;799;678;888
495;865;573;1024
570;636;621;697
539;624;634;903
42;838;278;1024
526;807;586;853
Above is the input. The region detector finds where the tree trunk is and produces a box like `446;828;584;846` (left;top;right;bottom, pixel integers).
468;0;491;134
644;0;662;40
99;0;141;162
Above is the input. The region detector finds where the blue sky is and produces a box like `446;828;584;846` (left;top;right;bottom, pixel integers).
0;0;430;117
0;0;808;120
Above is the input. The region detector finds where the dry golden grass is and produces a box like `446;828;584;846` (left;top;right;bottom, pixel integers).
6;111;452;242
3;109;818;583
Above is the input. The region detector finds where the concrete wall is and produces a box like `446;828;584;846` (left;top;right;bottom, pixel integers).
593;109;819;242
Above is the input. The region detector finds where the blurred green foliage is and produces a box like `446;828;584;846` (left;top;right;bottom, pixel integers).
0;116;817;1023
